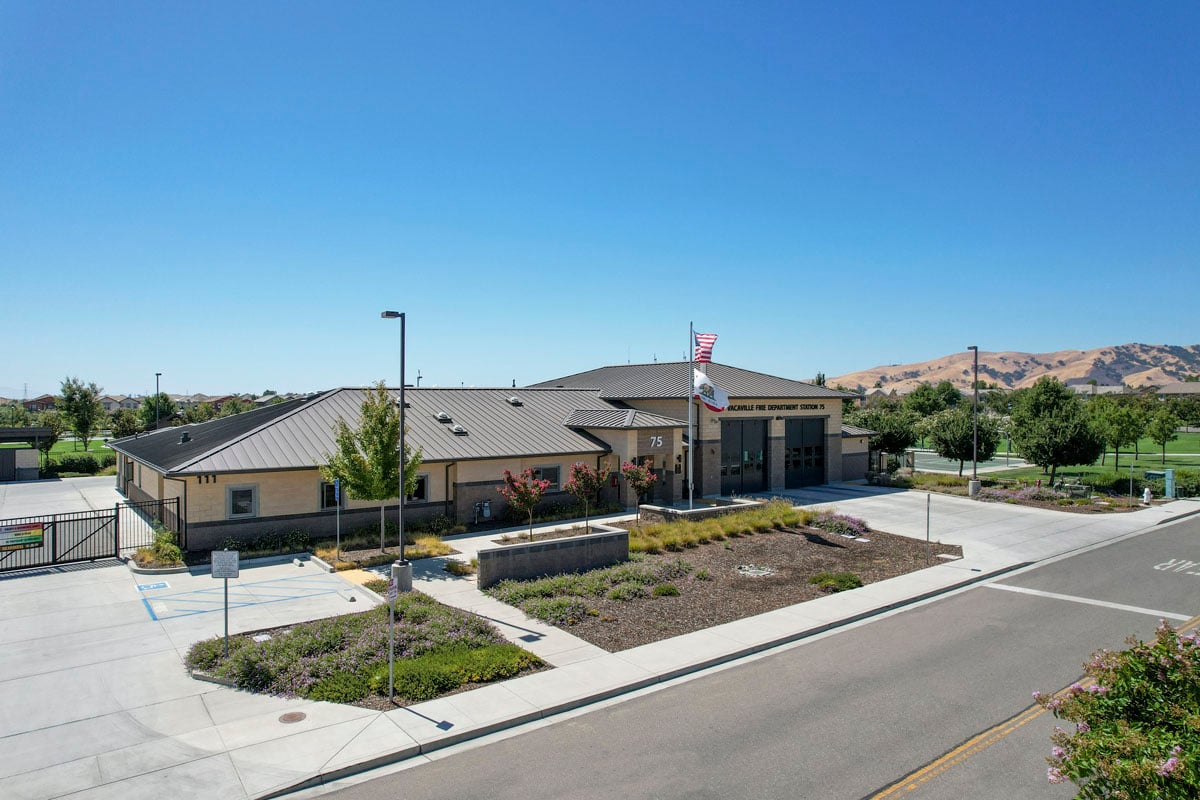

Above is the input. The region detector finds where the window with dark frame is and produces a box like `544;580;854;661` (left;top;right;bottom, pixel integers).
320;481;342;510
407;474;429;502
532;466;560;491
228;486;257;518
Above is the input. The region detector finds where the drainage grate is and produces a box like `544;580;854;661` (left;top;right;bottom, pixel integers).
737;564;776;577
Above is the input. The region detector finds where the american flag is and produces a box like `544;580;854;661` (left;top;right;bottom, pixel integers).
693;332;718;363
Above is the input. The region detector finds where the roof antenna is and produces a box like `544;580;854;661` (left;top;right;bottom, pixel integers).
416;370;422;387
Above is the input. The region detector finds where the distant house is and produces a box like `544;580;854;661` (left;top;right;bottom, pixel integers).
1070;384;1127;396
107;361;861;551
1156;381;1200;400
22;394;56;413
99;394;140;412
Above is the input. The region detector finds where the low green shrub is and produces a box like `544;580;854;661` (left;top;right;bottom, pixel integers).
523;596;590;625
652;583;680;597
606;582;647;601
308;671;372;703
54;454;99;474
808;572;863;592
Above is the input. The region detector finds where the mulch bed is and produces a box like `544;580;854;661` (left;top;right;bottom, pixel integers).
551;527;961;652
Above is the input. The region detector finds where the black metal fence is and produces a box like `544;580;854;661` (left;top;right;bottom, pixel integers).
0;497;181;573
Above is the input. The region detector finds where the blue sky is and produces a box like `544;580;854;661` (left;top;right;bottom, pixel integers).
2;2;1196;399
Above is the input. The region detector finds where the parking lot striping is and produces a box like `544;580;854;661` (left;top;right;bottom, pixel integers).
864;612;1200;799
984;583;1191;621
138;573;351;621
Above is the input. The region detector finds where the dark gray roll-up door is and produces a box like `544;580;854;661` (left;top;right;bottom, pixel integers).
720;419;767;494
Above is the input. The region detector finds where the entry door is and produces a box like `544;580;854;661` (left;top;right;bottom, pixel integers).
785;418;826;488
720;419;767;494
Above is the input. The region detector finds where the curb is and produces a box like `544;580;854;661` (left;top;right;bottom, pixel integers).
1156;507;1200;525
260;560;1028;799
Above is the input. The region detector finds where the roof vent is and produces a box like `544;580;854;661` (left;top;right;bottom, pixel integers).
450;424;468;435
507;396;523;406
180;432;192;444
435;411;452;422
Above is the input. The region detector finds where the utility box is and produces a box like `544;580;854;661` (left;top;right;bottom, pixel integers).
1145;469;1176;499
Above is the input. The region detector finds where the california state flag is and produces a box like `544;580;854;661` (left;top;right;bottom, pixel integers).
693;369;730;412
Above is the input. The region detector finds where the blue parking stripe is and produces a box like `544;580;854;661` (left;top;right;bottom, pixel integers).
139;572;348;621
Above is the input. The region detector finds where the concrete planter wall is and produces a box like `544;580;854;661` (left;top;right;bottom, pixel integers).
637;497;763;525
476;524;629;589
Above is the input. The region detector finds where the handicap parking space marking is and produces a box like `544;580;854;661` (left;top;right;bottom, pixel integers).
138;572;350;621
136;581;170;591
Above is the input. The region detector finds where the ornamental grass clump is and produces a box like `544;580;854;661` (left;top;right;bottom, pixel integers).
1035;620;1200;798
486;557;692;624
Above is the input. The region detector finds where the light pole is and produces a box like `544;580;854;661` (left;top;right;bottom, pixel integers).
380;311;406;562
154;372;162;430
967;346;979;492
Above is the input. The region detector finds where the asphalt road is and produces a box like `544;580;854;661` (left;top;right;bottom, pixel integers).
311;515;1200;800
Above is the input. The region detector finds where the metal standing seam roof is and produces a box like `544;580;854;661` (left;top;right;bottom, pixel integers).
109;387;659;475
841;424;876;437
530;361;855;400
562;408;687;429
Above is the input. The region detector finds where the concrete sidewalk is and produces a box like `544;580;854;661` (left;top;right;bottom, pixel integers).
1;492;1197;800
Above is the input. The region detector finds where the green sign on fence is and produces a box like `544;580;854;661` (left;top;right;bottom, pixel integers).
0;523;45;551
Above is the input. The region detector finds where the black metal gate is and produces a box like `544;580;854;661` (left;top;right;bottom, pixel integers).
0;497;181;573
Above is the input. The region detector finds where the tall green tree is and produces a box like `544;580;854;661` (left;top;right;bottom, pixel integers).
182;401;216;424
1010;377;1104;486
926;405;1000;476
903;383;947;418
0;401;29;427
33;410;64;469
218;397;250;417
846;406;920;463
1089;396;1146;470
110;409;140;438
1146;408;1181;465
59;377;104;452
322;382;422;553
934;381;963;409
139;393;179;430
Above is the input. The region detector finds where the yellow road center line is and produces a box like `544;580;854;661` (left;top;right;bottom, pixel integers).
866;612;1200;799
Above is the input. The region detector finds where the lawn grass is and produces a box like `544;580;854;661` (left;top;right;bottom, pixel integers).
989;453;1200;485
0;438;113;459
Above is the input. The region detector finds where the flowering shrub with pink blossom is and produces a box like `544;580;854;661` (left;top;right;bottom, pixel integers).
1034;620;1200;798
977;485;1069;504
810;511;870;538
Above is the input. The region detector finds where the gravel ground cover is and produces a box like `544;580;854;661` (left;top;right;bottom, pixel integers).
492;526;961;652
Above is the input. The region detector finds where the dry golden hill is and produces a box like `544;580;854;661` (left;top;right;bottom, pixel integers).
830;343;1200;393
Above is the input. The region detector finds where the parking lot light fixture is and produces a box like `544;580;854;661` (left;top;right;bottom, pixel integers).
380;311;405;562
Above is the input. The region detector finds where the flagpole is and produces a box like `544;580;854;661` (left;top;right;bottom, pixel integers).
688;321;695;510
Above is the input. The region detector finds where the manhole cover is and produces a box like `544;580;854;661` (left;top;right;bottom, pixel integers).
279;712;307;724
737;564;775;577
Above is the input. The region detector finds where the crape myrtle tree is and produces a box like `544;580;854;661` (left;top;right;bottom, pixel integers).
59;377;104;452
1088;396;1146;470
1036;620;1200;799
620;459;659;525
322;381;423;552
1146;408;1181;465
926;404;1000;476
1010;377;1104;487
498;468;550;542
563;461;610;532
